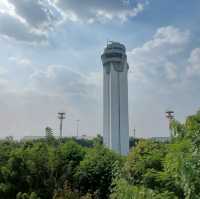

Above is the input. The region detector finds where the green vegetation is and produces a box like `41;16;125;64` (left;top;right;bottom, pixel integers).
1;110;200;198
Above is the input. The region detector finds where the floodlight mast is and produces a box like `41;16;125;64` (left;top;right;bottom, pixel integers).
58;112;66;138
133;128;136;139
76;120;80;137
165;110;175;137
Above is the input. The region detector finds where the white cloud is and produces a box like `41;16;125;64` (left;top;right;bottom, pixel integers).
0;12;47;43
128;26;190;83
187;48;200;76
30;65;97;98
56;0;148;23
0;0;148;43
0;0;13;14
0;65;8;75
8;0;62;30
0;0;63;43
126;27;200;139
153;26;190;46
164;62;177;80
18;58;31;65
0;64;101;138
9;56;31;65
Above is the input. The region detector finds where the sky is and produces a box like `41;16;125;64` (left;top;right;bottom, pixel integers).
0;0;200;139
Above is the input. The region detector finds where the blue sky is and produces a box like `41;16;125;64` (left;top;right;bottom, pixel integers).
0;0;200;139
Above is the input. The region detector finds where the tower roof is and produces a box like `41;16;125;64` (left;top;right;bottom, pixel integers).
106;41;126;51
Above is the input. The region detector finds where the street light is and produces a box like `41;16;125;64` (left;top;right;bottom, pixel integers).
133;128;136;139
165;110;175;137
58;112;66;138
76;120;80;138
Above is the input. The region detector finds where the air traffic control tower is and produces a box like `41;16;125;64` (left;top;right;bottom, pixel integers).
101;42;129;155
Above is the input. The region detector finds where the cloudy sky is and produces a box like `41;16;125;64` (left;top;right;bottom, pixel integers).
0;0;200;139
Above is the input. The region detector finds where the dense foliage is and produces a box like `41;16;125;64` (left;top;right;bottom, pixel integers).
0;110;200;198
0;136;121;199
111;110;200;199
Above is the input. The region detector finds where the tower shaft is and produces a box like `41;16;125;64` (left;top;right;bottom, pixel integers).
102;42;129;155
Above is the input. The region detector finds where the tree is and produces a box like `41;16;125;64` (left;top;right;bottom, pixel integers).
113;139;181;198
53;181;79;199
75;145;122;198
164;110;200;199
124;140;167;187
129;137;140;149
16;192;40;199
170;120;186;138
93;134;103;146
55;140;86;189
111;178;177;199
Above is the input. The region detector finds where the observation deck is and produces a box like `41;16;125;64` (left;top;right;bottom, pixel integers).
101;42;127;66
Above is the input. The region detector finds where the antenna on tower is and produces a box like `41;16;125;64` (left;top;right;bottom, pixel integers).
58;112;66;138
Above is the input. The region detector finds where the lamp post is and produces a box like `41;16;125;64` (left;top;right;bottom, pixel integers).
133;128;136;139
58;112;66;138
165;110;175;137
76;120;80;138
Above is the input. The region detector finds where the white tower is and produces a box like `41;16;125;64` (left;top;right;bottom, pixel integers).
101;42;129;155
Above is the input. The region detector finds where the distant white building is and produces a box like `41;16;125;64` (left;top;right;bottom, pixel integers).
150;137;170;142
21;135;94;141
21;136;46;141
101;42;129;155
76;134;94;140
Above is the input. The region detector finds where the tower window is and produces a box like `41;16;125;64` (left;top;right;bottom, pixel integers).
105;53;123;58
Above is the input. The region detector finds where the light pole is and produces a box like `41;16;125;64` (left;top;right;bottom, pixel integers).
58;112;66;138
76;120;80;138
165;110;175;137
133;128;136;139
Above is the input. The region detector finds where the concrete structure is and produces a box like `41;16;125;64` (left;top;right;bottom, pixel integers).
150;137;170;142
101;42;129;155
